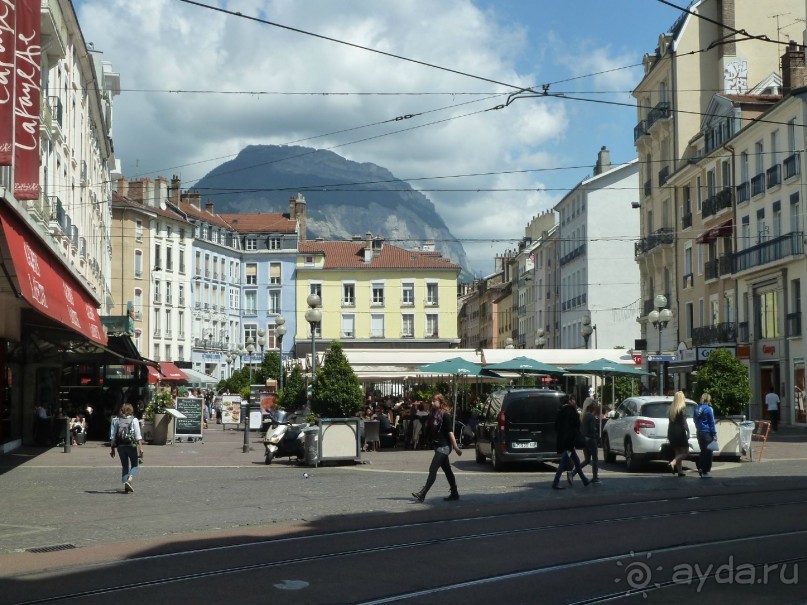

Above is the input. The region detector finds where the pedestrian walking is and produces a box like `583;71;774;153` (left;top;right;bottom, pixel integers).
411;394;463;502
667;391;690;477
578;401;601;484
552;396;590;490
765;386;780;432
109;403;144;493
694;393;717;478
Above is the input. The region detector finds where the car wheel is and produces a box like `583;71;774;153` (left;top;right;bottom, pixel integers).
625;440;640;472
475;444;486;464
603;434;616;463
491;444;505;471
264;452;274;465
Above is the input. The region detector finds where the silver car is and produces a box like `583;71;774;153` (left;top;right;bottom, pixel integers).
603;396;700;471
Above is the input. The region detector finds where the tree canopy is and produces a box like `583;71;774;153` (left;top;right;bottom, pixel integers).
311;341;363;418
694;349;751;416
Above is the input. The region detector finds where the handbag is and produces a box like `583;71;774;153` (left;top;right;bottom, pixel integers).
707;439;720;452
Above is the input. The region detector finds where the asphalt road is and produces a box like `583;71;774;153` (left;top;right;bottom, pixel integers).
1;427;806;604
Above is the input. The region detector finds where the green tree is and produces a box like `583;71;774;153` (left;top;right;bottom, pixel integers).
256;350;282;386
694;348;751;416
597;376;641;407
278;364;307;411
311;341;363;418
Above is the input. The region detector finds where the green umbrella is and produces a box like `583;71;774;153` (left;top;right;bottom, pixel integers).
485;356;567;375
419;357;486;377
563;358;650;377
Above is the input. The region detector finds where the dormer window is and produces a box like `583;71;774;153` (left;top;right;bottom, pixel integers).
246;237;257;251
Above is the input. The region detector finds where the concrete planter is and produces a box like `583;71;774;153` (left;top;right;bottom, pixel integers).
144;413;170;445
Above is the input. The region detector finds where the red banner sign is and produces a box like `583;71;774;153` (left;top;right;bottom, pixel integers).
0;204;107;345
13;0;40;199
0;0;14;165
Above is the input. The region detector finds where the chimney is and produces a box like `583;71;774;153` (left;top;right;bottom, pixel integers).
422;240;435;252
116;176;128;197
127;178;148;204
205;200;215;214
170;175;181;204
294;193;307;242
184;192;202;210
364;231;373;263
782;41;807;95
155;176;168;209
594;146;611;175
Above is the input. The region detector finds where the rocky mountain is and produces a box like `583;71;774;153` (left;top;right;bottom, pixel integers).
190;145;472;278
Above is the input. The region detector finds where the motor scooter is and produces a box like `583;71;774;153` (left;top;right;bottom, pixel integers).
263;409;307;464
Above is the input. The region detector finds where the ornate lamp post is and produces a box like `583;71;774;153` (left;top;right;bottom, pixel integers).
276;315;286;392
246;336;255;387
535;329;546;349
648;294;673;396
242;340;254;453
305;294;322;386
504;337;514;349
257;328;266;371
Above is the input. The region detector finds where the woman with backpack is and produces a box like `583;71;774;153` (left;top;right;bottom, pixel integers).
109;403;144;493
694;393;717;478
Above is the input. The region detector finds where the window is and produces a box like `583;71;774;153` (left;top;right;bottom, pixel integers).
342;282;355;306
244;324;257;348
178;284;185;307
685;302;693;339
165;247;173;271
244;290;257;315
426;314;439;337
153;345;160;362
309;282;322;300
165;281;173;305
195;251;201;276
755;141;764;174
269;262;281;285
154;244;161;269
178;311;185;338
268;289;280;314
402;314;414;337
740;151;748;183
402;282;415;306
178;345;184;361
246;237;257;251
229;287;239;310
178;248;185;274
426;282;439;306
268;237;281;250
135;220;143;241
245;263;257;285
154;308;161;334
342;314;355;338
154;280;161;304
133;289;142;319
165;310;172;337
370;314;384;338
305;255;314;265
134;250;143;278
372;282;385;306
759;290;780;339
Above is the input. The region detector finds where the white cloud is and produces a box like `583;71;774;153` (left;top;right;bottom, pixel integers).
78;0;611;275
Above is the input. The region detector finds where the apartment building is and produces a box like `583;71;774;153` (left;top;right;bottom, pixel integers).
632;0;805;391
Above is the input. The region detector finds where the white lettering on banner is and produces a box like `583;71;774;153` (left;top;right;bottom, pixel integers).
67;306;81;329
13;31;40;152
85;303;96;320
23;241;40;276
28;274;47;307
62;281;75;306
0;1;13;105
90;324;101;339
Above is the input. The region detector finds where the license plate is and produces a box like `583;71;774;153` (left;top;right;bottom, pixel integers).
511;441;537;449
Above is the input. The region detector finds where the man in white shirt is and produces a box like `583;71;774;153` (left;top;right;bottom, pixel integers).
765;386;780;432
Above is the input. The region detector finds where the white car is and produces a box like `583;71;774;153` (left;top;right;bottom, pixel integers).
603;396;700;471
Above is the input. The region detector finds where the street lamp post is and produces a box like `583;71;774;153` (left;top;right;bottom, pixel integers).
243;338;254;453
276;315;286;392
305;294;322;390
648;294;673;396
257;328;266;372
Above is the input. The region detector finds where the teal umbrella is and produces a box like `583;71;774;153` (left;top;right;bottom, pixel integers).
485;356;567;375
563;358;650;377
419;357;486;377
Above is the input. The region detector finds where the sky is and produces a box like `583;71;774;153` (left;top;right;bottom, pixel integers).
75;0;683;276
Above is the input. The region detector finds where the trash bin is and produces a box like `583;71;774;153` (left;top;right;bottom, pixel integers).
304;426;320;467
739;421;755;456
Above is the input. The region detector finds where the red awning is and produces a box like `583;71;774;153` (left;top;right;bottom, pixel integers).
0;202;107;346
147;362;189;383
696;219;733;244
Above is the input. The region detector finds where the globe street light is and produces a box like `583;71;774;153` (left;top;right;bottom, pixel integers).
535;329;546;349
243;338;255;454
504;337;514;349
257;328;266;366
305;294;322;388
581;316;597;349
648;294;673;396
276;315;286;392
246;336;256;387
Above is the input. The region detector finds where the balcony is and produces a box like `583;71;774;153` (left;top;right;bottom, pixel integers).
766;164;781;189
702;187;733;218
787;312;802;337
646;101;671;130
560;243;586;265
783;153;799;181
681;212;692;230
718;255;732;276
751;173;765;197
733;231;804;274
634;120;649;142
658;166;670;187
704;258;719;281
46;96;64;141
736;181;749;204
691;322;736;346
634;228;674;257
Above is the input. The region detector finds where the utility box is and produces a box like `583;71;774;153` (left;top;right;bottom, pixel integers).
318;417;361;464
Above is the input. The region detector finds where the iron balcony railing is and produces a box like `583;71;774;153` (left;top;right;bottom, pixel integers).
682;212;692;230
646;101;671;129
704;258;719;281
733;231;804;273
634;228;674;257
751;173;765;197
644;179;652;197
658;165;670;186
634;120;649;142
766;164;781;189
736;181;750;204
691;322;737;346
783;153;799;180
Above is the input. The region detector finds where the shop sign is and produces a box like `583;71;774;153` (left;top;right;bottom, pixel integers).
696;346;736;361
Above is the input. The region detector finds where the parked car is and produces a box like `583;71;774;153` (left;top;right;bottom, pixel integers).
475;388;565;470
603;396;700;471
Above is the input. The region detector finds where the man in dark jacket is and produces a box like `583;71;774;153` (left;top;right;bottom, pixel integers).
551;397;590;490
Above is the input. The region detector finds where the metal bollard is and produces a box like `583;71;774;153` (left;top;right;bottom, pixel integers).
62;417;71;453
241;402;250;453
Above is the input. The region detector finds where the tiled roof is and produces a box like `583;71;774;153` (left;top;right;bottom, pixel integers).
176;200;233;230
112;192;191;224
299;240;461;271
219;213;297;234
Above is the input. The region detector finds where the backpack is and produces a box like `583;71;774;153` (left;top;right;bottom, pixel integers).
115;417;136;446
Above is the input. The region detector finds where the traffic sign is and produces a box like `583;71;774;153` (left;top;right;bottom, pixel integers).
647;354;676;362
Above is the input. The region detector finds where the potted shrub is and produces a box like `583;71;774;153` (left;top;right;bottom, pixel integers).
144;390;175;445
